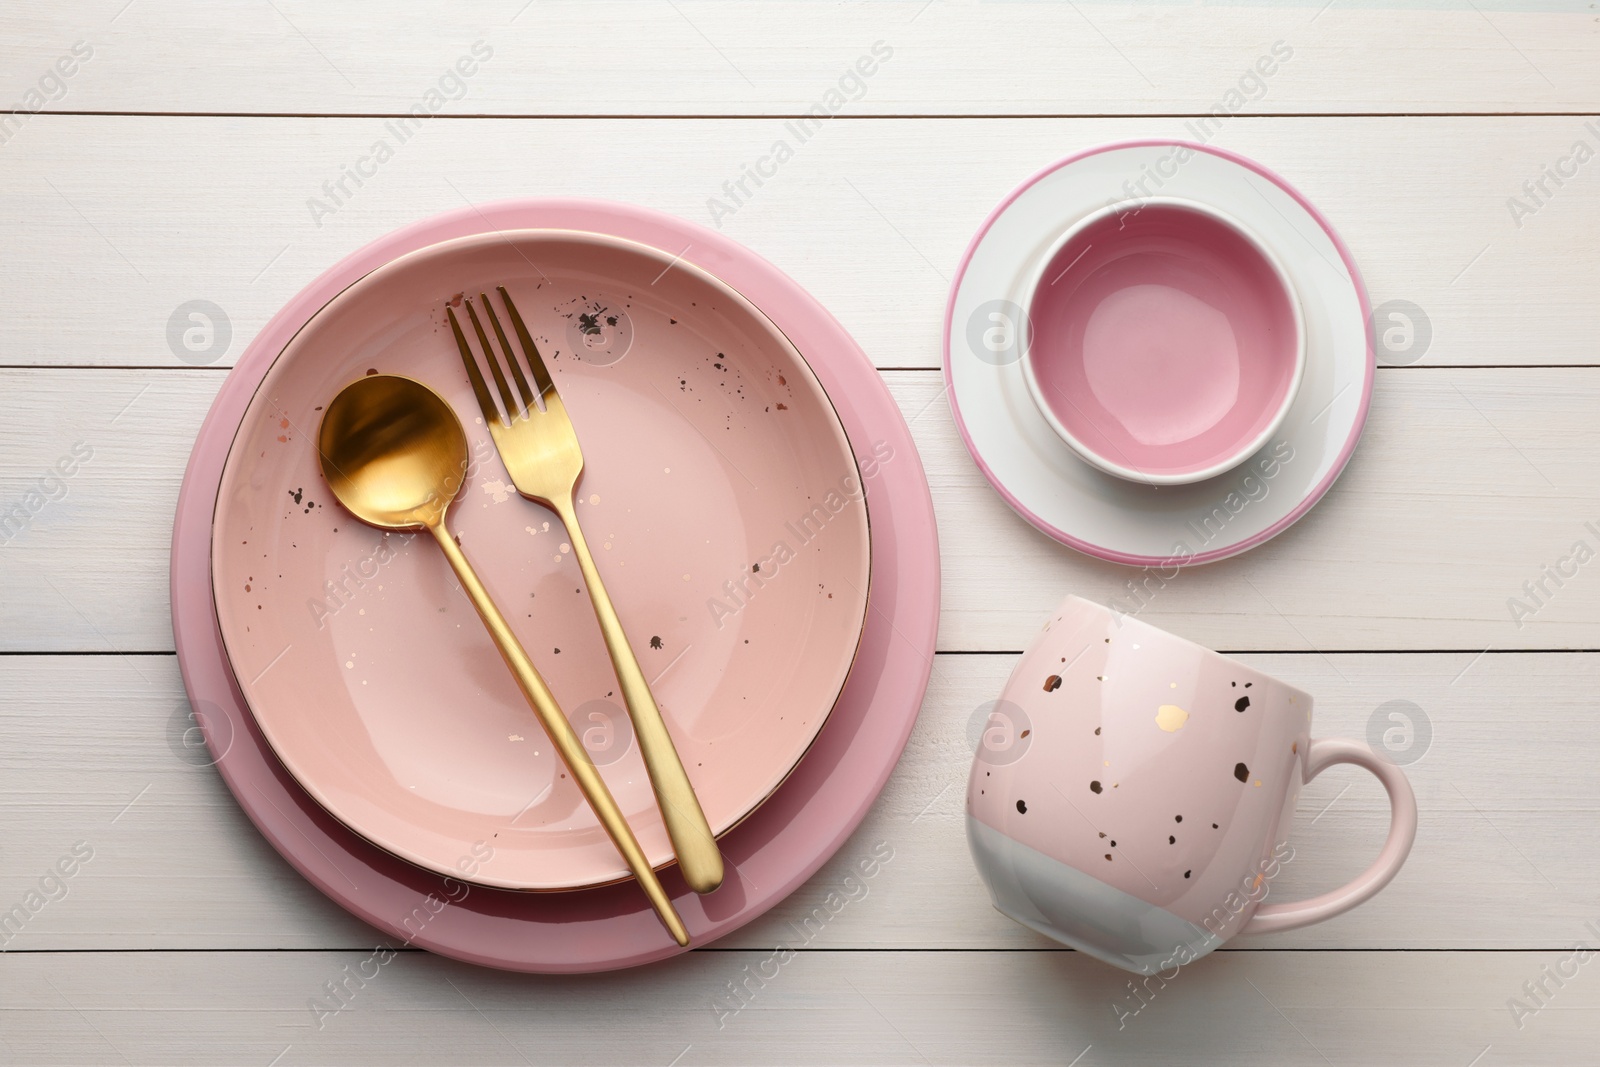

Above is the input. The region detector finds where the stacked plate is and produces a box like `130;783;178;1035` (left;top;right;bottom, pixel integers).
172;200;940;972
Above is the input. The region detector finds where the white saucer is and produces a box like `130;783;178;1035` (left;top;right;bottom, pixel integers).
942;141;1374;567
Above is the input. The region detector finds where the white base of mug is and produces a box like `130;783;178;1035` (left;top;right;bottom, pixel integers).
967;815;1223;975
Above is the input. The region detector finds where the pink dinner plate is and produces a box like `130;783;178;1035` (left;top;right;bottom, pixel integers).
211;230;871;891
172;199;939;971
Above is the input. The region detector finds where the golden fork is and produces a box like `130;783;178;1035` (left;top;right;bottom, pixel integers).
448;286;725;895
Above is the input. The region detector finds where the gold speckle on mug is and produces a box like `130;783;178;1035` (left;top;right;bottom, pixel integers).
1155;704;1189;732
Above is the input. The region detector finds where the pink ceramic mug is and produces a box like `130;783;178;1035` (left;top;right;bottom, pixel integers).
966;596;1416;974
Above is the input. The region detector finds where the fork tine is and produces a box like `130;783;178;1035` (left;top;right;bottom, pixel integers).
479;293;536;413
448;305;502;427
464;297;521;420
496;286;556;401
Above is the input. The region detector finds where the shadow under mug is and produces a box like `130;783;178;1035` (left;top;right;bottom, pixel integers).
966;595;1417;974
1016;197;1306;486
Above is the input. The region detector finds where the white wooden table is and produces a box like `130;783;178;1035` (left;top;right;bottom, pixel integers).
3;2;1599;1063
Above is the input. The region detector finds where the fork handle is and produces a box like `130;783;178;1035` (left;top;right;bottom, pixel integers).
554;496;727;895
427;521;690;945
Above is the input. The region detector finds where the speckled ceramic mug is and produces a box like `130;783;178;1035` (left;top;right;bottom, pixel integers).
966;595;1417;974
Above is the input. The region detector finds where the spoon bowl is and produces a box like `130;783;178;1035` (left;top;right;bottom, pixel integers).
317;374;468;530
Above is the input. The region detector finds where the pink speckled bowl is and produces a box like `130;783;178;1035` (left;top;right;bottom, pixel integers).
1020;198;1305;485
211;230;872;892
967;595;1416;975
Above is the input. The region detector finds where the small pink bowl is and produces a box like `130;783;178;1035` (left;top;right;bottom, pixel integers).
1019;198;1305;485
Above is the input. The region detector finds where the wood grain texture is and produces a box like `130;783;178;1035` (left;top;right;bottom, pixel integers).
4;367;1600;653
1;948;1593;1065
0;651;1594;953
0;116;1597;371
2;0;1597;116
3;5;1597;1060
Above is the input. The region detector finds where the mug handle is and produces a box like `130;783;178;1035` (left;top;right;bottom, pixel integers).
1241;738;1418;936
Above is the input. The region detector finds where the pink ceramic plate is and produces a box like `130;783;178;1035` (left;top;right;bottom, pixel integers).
212;230;871;891
172;199;938;971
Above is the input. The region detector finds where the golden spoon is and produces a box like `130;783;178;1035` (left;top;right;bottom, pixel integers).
316;373;688;946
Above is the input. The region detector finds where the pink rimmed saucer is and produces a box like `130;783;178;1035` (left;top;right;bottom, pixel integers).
172;200;939;971
944;141;1374;565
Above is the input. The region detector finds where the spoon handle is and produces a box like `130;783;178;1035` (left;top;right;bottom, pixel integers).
553;495;725;895
427;522;690;947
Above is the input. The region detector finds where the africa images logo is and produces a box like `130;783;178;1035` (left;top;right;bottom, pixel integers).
305;41;494;227
705;41;894;229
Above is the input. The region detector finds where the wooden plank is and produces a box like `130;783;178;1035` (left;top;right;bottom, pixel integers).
4;5;1595;1056
0;948;1592;1065
4;367;1600;653
4;1;1597;116
905;367;1600;653
0;116;1597;370
1;651;1596;952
